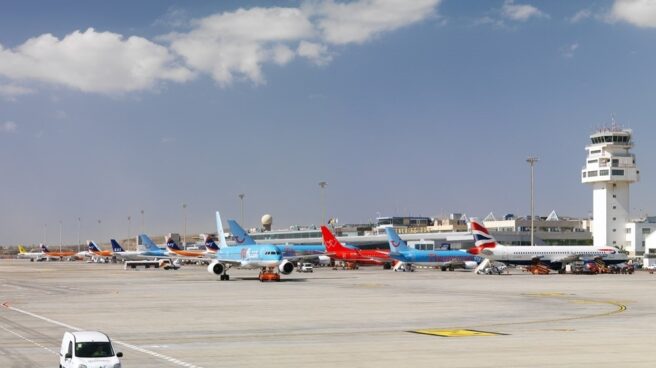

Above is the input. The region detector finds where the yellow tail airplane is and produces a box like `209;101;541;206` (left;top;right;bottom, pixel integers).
17;245;45;261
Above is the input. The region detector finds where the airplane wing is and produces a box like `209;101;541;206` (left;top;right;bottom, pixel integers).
284;254;329;262
213;258;243;266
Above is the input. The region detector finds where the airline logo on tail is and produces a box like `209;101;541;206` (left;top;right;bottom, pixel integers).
468;220;497;255
18;245;27;253
384;227;408;253
88;241;102;253
321;226;347;251
234;236;245;244
166;239;182;251
205;240;220;253
40;244;50;253
111;240;125;252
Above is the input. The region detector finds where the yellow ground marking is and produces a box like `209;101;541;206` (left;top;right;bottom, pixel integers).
411;329;507;337
412;292;629;337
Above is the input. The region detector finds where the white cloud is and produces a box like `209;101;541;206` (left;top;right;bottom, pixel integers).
569;9;593;23
502;0;549;22
0;28;194;94
307;0;441;45
0;1;442;92
561;43;579;58
610;0;656;27
153;6;191;29
297;41;332;65
472;16;508;29
1;121;17;133
0;83;34;101
165;7;315;85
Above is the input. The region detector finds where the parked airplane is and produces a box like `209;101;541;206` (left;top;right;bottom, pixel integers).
110;239;145;261
165;239;206;258
17;245;44;261
385;227;480;272
40;244;77;260
207;211;296;281
137;234;171;259
321;226;392;268
228;219;328;263
467;219;628;272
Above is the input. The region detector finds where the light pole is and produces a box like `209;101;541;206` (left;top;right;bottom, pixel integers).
127;216;132;250
43;223;47;244
318;181;327;225
238;194;245;225
182;203;187;249
77;217;81;253
140;210;144;233
526;156;539;246
59;220;63;252
97;219;102;245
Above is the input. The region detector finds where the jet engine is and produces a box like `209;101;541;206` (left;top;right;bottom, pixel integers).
207;261;225;275
464;261;478;269
278;260;294;275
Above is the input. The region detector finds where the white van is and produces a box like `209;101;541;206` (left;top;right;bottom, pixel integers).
59;331;122;368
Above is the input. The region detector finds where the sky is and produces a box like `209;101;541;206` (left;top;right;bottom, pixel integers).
1;0;656;246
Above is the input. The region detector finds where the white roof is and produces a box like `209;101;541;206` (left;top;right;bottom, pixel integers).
72;331;110;342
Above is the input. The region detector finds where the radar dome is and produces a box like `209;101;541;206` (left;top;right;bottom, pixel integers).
261;214;273;231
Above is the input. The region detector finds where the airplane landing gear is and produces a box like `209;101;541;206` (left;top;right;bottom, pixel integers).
220;274;230;281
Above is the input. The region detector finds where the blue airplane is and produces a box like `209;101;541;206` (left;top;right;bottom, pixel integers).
137;234;171;258
384;227;482;272
208;211;296;281
227;219;327;260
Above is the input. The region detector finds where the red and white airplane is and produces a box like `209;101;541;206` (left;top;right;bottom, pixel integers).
467;219;627;272
320;226;392;269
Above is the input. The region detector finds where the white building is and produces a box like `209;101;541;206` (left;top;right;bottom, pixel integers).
581;126;639;252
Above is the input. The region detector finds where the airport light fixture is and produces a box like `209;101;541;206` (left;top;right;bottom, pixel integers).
77;217;81;253
97;219;102;245
140;209;144;233
43;223;47;244
318;181;327;225
59;220;63;252
526;156;539;246
182;203;187;249
238;194;245;225
127;216;132;250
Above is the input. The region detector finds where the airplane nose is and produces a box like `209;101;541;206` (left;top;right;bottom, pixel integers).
467;247;480;255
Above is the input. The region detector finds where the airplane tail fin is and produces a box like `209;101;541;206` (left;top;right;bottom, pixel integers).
18;245;27;254
384;227;409;254
320;226;348;252
228;220;256;245
40;243;50;253
110;239;125;252
166;238;182;251
468;219;497;255
215;211;228;249
88;241;101;252
139;234;160;251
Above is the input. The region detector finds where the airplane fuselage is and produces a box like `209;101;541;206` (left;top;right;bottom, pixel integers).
390;250;480;266
482;245;627;269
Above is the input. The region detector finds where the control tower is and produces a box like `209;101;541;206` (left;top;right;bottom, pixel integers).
582;126;639;248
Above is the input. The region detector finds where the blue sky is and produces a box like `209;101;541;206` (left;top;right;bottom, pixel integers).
1;0;656;245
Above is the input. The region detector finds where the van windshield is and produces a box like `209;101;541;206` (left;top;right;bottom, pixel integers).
75;342;114;358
